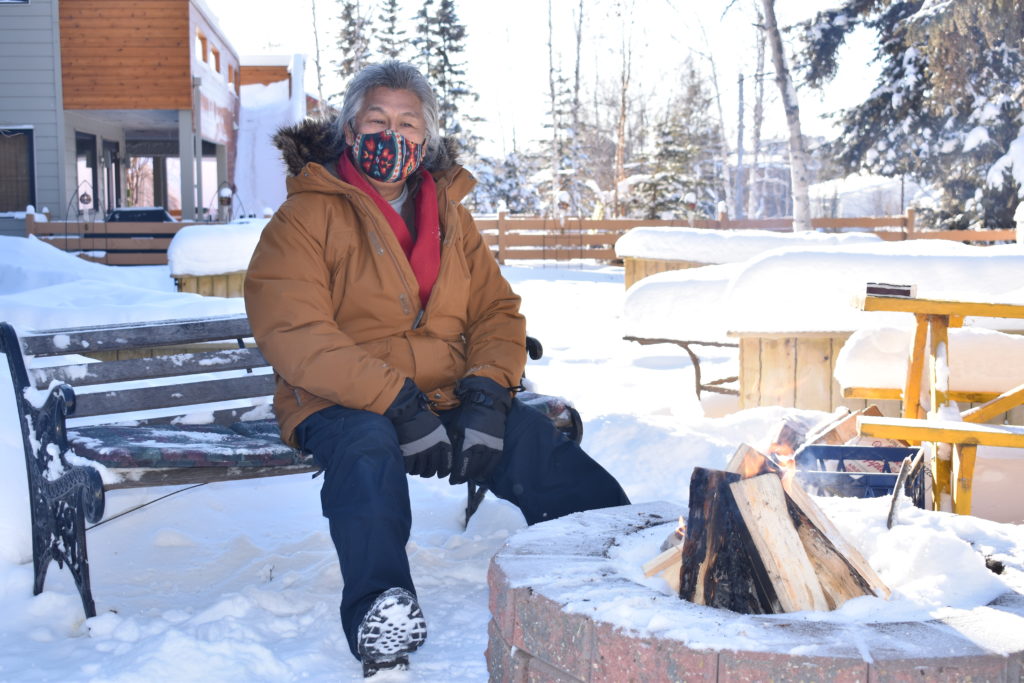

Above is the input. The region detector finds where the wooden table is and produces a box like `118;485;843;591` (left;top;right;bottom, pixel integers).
856;295;1024;515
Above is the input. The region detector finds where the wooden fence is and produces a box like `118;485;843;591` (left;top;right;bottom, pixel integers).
477;209;1019;264
27;209;1020;268
26;214;200;266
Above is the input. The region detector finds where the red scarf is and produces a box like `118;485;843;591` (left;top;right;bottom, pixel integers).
337;152;440;309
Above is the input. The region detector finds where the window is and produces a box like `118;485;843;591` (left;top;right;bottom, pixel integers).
0;129;34;212
210;45;221;74
195;30;208;63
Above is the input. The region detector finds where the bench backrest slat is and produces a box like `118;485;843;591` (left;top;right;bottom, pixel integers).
72;373;276;419
30;348;268;389
21;315;253;357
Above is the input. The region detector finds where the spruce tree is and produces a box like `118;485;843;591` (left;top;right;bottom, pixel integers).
633;62;722;220
409;1;481;157
800;0;1024;229
375;0;407;60
335;0;371;86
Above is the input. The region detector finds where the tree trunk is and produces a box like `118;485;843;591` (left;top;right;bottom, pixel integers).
761;0;812;230
311;0;327;117
735;74;745;218
747;9;766;219
613;11;631;218
547;0;561;218
702;43;736;219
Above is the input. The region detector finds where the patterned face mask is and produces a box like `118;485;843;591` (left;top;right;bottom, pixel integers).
349;128;426;183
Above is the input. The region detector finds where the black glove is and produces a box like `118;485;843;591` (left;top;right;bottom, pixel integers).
384;378;452;478
449;376;511;485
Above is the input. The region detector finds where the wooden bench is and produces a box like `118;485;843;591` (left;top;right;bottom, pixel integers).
853;294;1024;515
1;315;576;619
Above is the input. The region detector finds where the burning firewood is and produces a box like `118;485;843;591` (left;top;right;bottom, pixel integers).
675;464;889;614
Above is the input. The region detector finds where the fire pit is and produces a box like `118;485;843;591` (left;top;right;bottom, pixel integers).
486;502;1024;681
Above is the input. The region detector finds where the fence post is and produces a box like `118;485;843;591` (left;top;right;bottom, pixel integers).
497;210;507;265
1015;202;1024;245
905;207;916;237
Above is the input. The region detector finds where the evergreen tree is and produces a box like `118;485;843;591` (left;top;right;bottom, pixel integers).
411;0;482;158
467;153;542;215
335;0;372;86
632;62;722;219
800;0;1024;229
375;0;407;60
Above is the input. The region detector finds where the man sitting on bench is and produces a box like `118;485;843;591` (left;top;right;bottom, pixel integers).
244;60;629;678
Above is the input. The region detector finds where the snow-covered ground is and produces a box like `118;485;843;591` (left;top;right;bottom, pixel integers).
1;236;1024;681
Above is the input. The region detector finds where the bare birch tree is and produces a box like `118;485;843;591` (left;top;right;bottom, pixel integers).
761;0;812;230
311;0;327;116
696;36;736;219
612;0;633;217
546;0;561;216
747;4;766;218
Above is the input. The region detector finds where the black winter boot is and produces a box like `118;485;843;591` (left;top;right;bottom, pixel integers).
357;588;427;678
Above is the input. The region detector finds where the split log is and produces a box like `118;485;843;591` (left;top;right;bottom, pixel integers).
724;443;778;478
678;467;889;614
678;468;782;614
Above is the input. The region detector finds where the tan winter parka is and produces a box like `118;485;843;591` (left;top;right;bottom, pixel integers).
244;118;526;447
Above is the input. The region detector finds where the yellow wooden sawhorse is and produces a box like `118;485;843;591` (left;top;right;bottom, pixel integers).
854;294;1024;515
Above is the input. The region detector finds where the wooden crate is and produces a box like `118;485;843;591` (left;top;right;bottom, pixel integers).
623;257;708;289
737;332;900;416
174;271;246;298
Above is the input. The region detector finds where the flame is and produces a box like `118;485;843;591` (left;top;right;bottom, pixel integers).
739;451;765;479
776;453;797;494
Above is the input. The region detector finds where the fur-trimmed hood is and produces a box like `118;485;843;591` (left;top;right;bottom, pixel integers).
273;115;461;178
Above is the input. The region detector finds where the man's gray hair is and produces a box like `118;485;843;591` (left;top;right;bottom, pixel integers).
337;61;441;167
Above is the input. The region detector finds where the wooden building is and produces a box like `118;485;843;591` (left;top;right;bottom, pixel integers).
0;0;240;222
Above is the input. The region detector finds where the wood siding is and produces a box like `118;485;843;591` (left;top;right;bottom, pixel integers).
0;0;63;213
60;0;191;110
240;65;290;87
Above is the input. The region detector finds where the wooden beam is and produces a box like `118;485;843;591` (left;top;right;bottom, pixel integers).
863;295;1024;320
858;416;1024;448
961;383;1024;424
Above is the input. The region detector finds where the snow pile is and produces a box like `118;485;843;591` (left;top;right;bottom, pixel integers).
0;235;243;332
614;226;881;263
835;325;1024;394
1;238;1023;679
622;262;744;343
167;218;270;276
233;76;304;220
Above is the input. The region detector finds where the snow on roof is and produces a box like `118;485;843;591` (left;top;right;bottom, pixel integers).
614;226;881;264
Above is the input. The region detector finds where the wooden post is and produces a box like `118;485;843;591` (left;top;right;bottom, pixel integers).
902;315;929;420
905;207;916;236
496;210;507;265
952;443;977;515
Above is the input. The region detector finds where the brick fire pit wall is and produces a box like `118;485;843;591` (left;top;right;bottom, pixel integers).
486;502;1024;682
